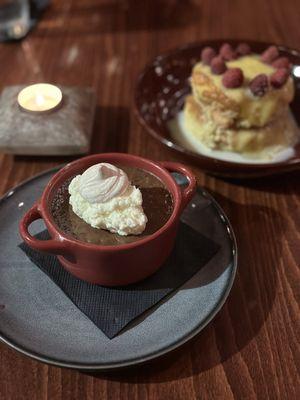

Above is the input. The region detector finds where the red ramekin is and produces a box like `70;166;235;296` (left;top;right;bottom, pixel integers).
19;153;196;286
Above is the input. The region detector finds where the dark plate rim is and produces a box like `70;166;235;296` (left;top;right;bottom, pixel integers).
134;39;300;177
0;166;238;370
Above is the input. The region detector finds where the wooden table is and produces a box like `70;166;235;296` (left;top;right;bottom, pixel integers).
0;1;299;399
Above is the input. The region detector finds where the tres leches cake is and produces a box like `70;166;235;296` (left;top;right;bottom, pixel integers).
183;43;298;159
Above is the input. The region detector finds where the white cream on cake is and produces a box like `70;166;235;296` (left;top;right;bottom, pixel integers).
69;163;147;236
168;111;298;164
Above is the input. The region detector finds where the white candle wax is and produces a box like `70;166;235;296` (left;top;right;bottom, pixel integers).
17;83;63;113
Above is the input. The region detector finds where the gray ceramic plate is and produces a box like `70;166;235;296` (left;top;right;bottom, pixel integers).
0;167;237;370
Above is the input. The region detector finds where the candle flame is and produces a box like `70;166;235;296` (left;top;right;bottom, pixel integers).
36;93;45;106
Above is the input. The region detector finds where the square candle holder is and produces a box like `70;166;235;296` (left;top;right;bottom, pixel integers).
0;85;96;155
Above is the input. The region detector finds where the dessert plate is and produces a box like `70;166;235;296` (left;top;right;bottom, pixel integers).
135;40;300;178
0;167;237;370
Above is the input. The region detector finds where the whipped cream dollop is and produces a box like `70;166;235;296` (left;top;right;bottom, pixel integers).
78;163;129;204
68;163;147;236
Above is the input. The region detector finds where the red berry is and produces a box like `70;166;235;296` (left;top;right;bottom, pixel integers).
222;68;244;88
261;45;279;63
220;43;237;61
272;57;290;69
249;74;269;96
210;56;227;75
236;43;251;56
201;47;217;65
270;68;289;88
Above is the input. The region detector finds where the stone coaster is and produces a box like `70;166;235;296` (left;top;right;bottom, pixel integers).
0;85;96;155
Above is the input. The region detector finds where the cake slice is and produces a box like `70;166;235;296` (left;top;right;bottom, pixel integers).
184;95;298;156
191;53;294;128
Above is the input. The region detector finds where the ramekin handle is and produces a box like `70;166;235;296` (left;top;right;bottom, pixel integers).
160;161;196;211
19;203;67;255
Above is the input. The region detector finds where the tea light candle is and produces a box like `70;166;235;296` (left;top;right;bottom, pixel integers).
17;83;63;113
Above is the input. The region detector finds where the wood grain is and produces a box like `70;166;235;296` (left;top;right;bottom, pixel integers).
0;0;300;399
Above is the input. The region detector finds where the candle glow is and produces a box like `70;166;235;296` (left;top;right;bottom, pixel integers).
18;83;62;113
36;93;45;107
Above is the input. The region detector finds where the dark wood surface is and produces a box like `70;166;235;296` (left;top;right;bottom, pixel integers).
0;1;299;399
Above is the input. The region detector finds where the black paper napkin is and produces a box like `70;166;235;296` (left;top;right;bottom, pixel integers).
20;223;219;339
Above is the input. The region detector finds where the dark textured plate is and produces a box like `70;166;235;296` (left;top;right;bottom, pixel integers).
135;40;300;178
0;167;237;370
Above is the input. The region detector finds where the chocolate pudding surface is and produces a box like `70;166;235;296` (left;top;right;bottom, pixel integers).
50;165;174;245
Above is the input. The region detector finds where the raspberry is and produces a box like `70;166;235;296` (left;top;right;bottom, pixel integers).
261;45;279;63
211;56;227;75
249;74;269;96
272;57;290;69
222;68;244;88
201;47;217;65
270;68;289;88
236;43;251;56
220;43;237;61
